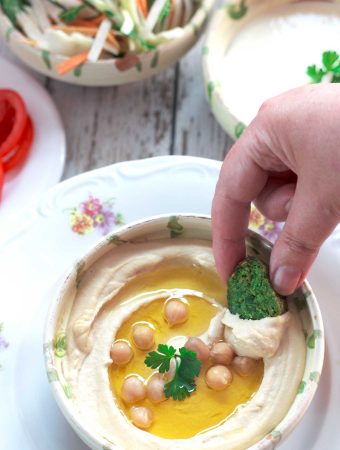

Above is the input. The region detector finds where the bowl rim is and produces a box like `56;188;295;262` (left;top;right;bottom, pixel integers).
44;212;324;450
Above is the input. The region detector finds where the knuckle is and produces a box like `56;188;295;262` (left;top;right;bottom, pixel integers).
281;231;318;256
258;97;277;117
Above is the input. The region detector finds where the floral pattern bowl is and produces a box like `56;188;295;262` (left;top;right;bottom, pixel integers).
0;0;213;86
44;213;324;450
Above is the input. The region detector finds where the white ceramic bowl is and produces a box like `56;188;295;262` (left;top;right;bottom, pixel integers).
0;1;213;86
44;214;324;450
202;0;340;139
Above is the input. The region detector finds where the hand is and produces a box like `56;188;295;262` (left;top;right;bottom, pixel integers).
212;84;340;295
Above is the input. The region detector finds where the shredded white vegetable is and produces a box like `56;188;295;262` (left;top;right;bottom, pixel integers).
146;0;169;31
42;0;63;24
120;9;134;35
45;29;93;56
16;10;48;48
87;18;112;61
30;0;50;30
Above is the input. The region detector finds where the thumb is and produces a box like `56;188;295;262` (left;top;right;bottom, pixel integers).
270;184;338;296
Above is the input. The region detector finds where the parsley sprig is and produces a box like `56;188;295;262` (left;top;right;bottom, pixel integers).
59;5;85;23
307;51;340;84
0;0;29;27
144;344;201;401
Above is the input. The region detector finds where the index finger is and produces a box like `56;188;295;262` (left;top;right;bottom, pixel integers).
212;141;268;282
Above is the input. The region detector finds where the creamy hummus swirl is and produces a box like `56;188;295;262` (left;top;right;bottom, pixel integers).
223;310;291;359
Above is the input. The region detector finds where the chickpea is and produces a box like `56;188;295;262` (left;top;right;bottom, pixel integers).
132;324;155;350
121;376;146;403
164;299;189;326
130;406;153;429
185;337;210;362
205;365;233;391
146;373;166;403
232;356;258;376
210;342;234;366
110;340;133;366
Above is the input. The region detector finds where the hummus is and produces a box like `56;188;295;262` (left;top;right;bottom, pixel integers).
59;239;306;450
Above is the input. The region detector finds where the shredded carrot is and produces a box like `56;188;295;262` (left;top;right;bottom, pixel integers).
71;14;105;28
52;25;99;35
107;31;119;48
168;0;175;28
56;51;88;75
137;0;148;18
22;37;37;47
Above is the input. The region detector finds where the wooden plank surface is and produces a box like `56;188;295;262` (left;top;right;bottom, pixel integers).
0;34;233;181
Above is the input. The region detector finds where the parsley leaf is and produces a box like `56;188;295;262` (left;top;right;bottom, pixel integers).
59;5;85;23
322;51;339;71
144;344;176;373
164;371;196;401
178;347;201;380
159;0;171;27
307;51;340;84
0;0;28;27
144;344;202;401
306;65;325;84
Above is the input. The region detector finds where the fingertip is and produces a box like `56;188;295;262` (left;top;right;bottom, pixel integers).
212;237;246;284
270;265;303;296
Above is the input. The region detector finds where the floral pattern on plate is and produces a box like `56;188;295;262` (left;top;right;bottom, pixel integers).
249;206;283;243
69;194;124;236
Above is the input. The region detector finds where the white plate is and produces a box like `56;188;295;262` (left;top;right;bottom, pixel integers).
0;57;65;221
0;156;338;450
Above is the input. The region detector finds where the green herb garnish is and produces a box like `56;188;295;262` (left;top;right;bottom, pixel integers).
228;0;247;20
159;0;171;28
144;344;201;401
307;50;340;84
0;0;28;27
129;29;156;51
227;257;286;320
59;5;85;22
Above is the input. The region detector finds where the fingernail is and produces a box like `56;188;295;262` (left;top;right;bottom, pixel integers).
272;266;302;296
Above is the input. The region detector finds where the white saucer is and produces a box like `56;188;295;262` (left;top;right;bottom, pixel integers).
0;156;338;450
0;57;65;221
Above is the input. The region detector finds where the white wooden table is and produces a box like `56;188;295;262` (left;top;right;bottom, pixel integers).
0;36;233;181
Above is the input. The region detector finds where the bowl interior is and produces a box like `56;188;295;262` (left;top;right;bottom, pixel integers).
44;214;324;450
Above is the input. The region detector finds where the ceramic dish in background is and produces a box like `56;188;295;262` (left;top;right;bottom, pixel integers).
44;213;323;450
0;57;65;222
0;0;213;87
202;0;340;139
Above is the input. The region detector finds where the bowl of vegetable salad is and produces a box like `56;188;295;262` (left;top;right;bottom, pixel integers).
0;0;213;86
